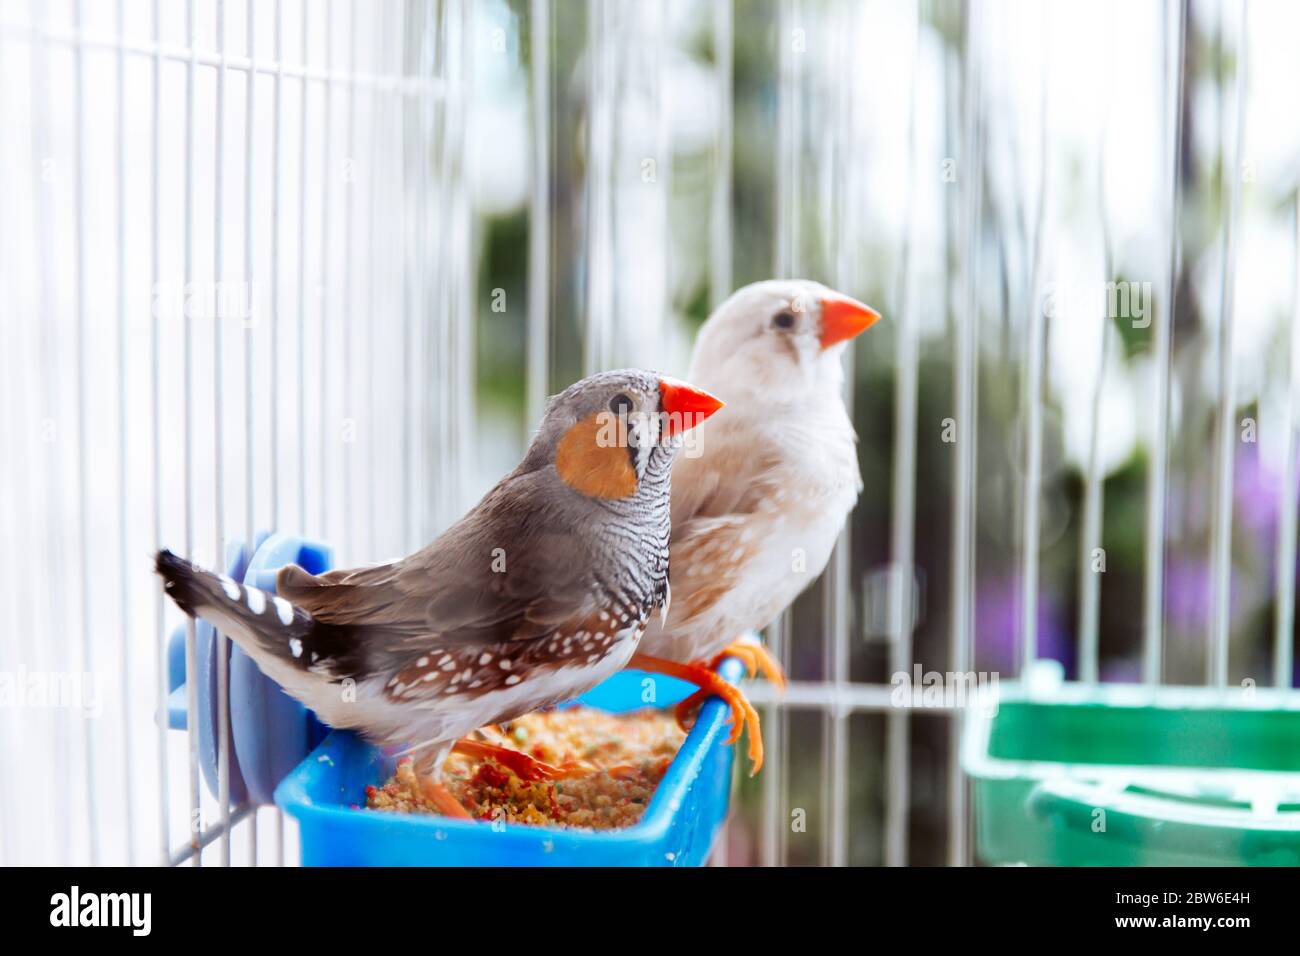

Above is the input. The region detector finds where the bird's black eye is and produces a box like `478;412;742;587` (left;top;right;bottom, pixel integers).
773;311;796;330
609;393;633;416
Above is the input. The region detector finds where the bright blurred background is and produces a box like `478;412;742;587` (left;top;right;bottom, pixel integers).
1;0;1298;866
460;0;1300;865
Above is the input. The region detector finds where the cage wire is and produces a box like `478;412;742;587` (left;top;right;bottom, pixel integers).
0;0;459;867
0;0;1297;867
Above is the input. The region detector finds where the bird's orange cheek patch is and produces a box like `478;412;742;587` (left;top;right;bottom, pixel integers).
556;413;638;499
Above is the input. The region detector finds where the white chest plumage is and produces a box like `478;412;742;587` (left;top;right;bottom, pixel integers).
643;402;862;663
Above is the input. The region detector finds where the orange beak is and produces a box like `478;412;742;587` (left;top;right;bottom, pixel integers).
659;376;725;436
819;295;882;349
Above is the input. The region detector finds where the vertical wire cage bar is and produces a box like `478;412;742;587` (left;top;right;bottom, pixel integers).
1207;0;1248;688
710;0;733;311
1018;12;1051;673
582;0;611;375
1077;79;1115;685
821;0;856;868
113;0;137;868
1143;0;1187;686
269;0;287;865
948;0;983;868
340;0;356;562
884;0;924;869
1076;0;1118;686
763;0;802;868
707;0;735;867
182;0;203;866
212;0;233;869
150;0;170;864
1279;192;1300;689
241;0;260;865
400;0;415;556
526;0;551;430
70;0;100;868
295;2;311;545
317;0;334;542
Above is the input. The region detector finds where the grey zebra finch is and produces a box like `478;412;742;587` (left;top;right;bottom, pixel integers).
156;368;724;817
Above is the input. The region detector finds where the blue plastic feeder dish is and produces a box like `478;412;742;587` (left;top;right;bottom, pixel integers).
274;658;742;866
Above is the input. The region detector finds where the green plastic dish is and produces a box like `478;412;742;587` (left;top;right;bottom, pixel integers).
962;675;1300;866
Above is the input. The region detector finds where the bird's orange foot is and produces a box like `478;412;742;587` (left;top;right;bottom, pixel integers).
452;738;569;782
709;639;787;690
666;640;783;769
418;776;472;819
630;653;764;775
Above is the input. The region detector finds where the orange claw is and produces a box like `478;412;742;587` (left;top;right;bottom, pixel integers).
673;688;712;732
711;640;787;691
419;776;472;819
714;643;759;679
452;738;569;782
630;653;764;775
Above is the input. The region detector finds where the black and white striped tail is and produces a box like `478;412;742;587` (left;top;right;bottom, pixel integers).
154;549;348;672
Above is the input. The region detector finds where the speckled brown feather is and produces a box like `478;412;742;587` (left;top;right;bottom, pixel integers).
385;604;645;704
